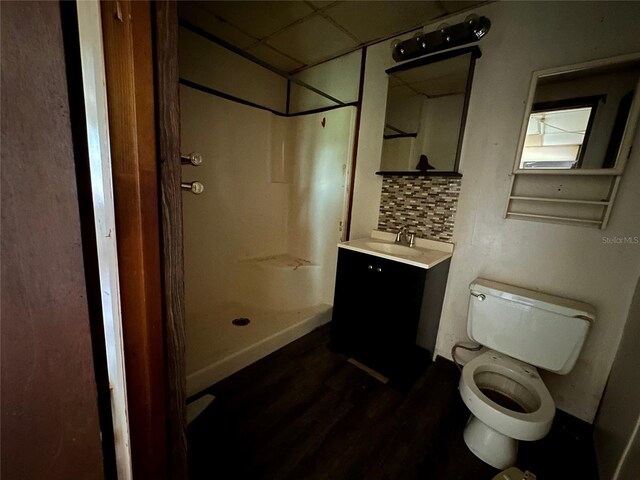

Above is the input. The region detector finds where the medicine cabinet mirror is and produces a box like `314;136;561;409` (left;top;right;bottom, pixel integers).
377;46;480;175
515;54;640;172
505;52;640;229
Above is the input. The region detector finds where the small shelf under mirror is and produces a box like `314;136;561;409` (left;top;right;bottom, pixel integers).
376;171;462;177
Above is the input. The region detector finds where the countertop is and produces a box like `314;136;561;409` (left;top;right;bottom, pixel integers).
338;230;453;270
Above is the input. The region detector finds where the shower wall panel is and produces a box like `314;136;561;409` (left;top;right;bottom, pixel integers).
179;21;358;386
181;87;290;319
179;26;287;112
288;107;357;305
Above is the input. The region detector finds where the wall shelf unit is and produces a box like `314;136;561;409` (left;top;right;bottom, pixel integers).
507;196;610;206
505;173;620;229
504;52;640;230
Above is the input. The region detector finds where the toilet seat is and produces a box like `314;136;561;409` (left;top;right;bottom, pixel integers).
459;350;555;441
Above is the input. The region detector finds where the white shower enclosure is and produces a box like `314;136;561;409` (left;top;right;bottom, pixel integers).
181;85;356;395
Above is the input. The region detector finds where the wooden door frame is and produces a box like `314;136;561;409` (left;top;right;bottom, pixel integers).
75;2;134;477
69;1;187;476
99;1;175;478
151;2;188;478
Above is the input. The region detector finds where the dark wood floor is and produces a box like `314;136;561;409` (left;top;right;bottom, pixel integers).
188;325;598;479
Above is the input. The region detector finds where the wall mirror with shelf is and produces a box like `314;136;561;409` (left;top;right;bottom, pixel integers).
506;52;640;229
515;56;640;172
377;46;480;176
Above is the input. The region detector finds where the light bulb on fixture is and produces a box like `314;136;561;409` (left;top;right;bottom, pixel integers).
466;13;490;39
465;13;480;29
390;15;490;62
413;31;427;49
391;39;405;58
438;23;451;42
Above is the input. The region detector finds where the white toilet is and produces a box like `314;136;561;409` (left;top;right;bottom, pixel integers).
458;278;595;469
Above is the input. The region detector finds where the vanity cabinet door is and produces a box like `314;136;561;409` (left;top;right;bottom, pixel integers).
329;249;378;355
329;249;427;381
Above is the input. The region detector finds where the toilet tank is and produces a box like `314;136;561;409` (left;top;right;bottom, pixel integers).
468;278;595;374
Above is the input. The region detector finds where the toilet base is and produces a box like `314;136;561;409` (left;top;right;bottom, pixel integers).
463;415;518;470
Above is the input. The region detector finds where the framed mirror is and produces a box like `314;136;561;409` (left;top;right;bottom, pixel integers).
514;53;640;174
377;46;480;175
505;53;640;230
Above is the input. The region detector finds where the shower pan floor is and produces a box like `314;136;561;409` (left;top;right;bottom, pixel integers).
186;302;332;396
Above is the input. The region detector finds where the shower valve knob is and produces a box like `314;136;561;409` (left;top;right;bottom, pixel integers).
181;152;203;166
181;181;205;194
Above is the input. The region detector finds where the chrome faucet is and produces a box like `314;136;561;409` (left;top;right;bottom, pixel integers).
395;226;415;247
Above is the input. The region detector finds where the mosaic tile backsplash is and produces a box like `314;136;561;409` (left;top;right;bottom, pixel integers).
378;175;461;242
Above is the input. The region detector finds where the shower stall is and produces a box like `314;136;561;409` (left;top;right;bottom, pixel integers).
179;27;358;395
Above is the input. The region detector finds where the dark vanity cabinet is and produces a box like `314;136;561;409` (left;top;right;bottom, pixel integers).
329;248;450;388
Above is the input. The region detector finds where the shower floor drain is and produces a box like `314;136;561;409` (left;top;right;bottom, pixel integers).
232;318;251;326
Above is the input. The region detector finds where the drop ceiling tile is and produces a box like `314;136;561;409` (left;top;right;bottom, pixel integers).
178;1;257;48
201;1;315;39
307;1;338;8
266;16;359;66
246;44;306;73
439;1;486;15
325;1;445;44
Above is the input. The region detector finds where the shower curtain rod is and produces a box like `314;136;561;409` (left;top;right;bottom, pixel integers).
179;19;347;108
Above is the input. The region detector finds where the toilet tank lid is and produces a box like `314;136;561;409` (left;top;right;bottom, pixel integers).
470;278;596;320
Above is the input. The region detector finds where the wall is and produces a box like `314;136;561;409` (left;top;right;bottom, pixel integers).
180;92;355;377
179;26;287;112
180;25;358;376
350;1;640;423
594;277;640;480
288;108;357;304
179;26;290;322
180;86;290;317
290;49;362;112
1;2;105;478
181;85;355;308
349;42;388;239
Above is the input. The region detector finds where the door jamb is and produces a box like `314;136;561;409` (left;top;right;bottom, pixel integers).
152;2;188;478
75;1;133;477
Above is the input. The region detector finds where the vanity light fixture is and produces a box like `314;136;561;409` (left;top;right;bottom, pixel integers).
392;14;491;62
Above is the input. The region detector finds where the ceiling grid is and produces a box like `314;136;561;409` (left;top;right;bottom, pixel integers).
178;1;486;74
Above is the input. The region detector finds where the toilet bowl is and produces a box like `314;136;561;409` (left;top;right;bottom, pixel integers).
459;351;555;469
458;278;594;469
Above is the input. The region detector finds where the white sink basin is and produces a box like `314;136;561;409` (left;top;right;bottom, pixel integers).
338;231;454;270
363;242;422;257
